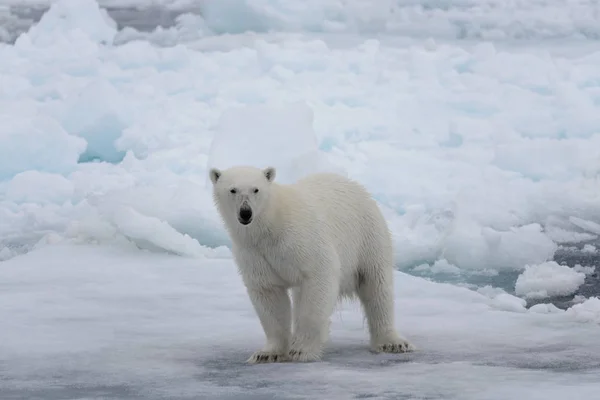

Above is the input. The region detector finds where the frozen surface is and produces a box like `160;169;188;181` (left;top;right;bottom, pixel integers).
566;297;600;324
1;244;600;400
198;0;600;40
24;0;117;46
208;102;343;184
8;0;599;40
1;0;600;397
0;0;599;275
0;116;86;180
5;1;600;47
515;261;587;300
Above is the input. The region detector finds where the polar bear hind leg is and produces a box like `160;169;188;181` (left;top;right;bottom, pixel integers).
356;261;416;354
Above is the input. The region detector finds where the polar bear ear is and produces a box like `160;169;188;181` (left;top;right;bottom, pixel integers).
263;167;276;182
209;168;222;184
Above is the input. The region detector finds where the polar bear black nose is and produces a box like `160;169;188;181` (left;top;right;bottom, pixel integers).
238;206;253;225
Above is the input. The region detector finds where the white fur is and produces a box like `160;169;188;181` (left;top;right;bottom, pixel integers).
209;165;414;364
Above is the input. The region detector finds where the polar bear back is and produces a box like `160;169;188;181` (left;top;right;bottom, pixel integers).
291;172;393;273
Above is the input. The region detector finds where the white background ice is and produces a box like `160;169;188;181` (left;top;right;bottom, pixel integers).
1;0;600;398
515;261;587;300
207;102;344;185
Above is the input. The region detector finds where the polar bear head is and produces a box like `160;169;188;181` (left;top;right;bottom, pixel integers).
209;165;276;226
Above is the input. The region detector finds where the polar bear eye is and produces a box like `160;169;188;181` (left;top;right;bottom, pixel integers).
230;188;237;194
253;188;259;194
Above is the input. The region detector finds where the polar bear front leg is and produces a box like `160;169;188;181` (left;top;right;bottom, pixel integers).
289;272;338;362
245;286;292;364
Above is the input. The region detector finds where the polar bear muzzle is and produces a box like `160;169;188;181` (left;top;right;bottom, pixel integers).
238;202;253;225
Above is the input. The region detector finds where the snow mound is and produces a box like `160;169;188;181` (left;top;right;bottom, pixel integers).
566;297;600;324
16;0;117;47
529;303;563;314
0;116;86;181
207;102;343;184
60;79;131;164
477;286;527;313
574;264;596;275
582;244;597;253
515;261;586;300
5;171;73;204
100;205;229;259
442;223;557;272
413;259;461;275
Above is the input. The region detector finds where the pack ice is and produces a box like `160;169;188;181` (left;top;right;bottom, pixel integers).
0;0;599;399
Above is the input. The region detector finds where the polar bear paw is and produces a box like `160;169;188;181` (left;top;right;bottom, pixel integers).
371;337;416;354
246;350;289;364
288;347;322;362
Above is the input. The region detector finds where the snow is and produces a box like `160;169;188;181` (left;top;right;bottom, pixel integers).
23;0;117;46
566;297;600;324
1;0;600;397
528;302;563;314
61;78;131;163
208;102;344;185
5;170;74;204
574;264;596;275
199;0;600;40
515;261;587;300
0;116;86;180
413;258;462;275
1;244;600;399
6;0;600;42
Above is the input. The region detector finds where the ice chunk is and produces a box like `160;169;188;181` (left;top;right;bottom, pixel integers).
582;244;597;253
65;212;121;245
18;0;117;47
528;303;563;314
566;297;600;324
75;172;231;250
198;0;600;39
544;225;597;244
413;259;461;275
477;286;527;313
572;295;588;304
569;216;600;235
5;171;73;204
106;205;229;259
0;116;86;181
61;79;131;164
490;293;527;313
573;264;596;275
515;261;586;300
207;102;343;184
429;259;461;275
443;222;557;272
73;200;231;259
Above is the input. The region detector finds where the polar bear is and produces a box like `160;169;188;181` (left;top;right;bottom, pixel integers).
209;165;414;363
